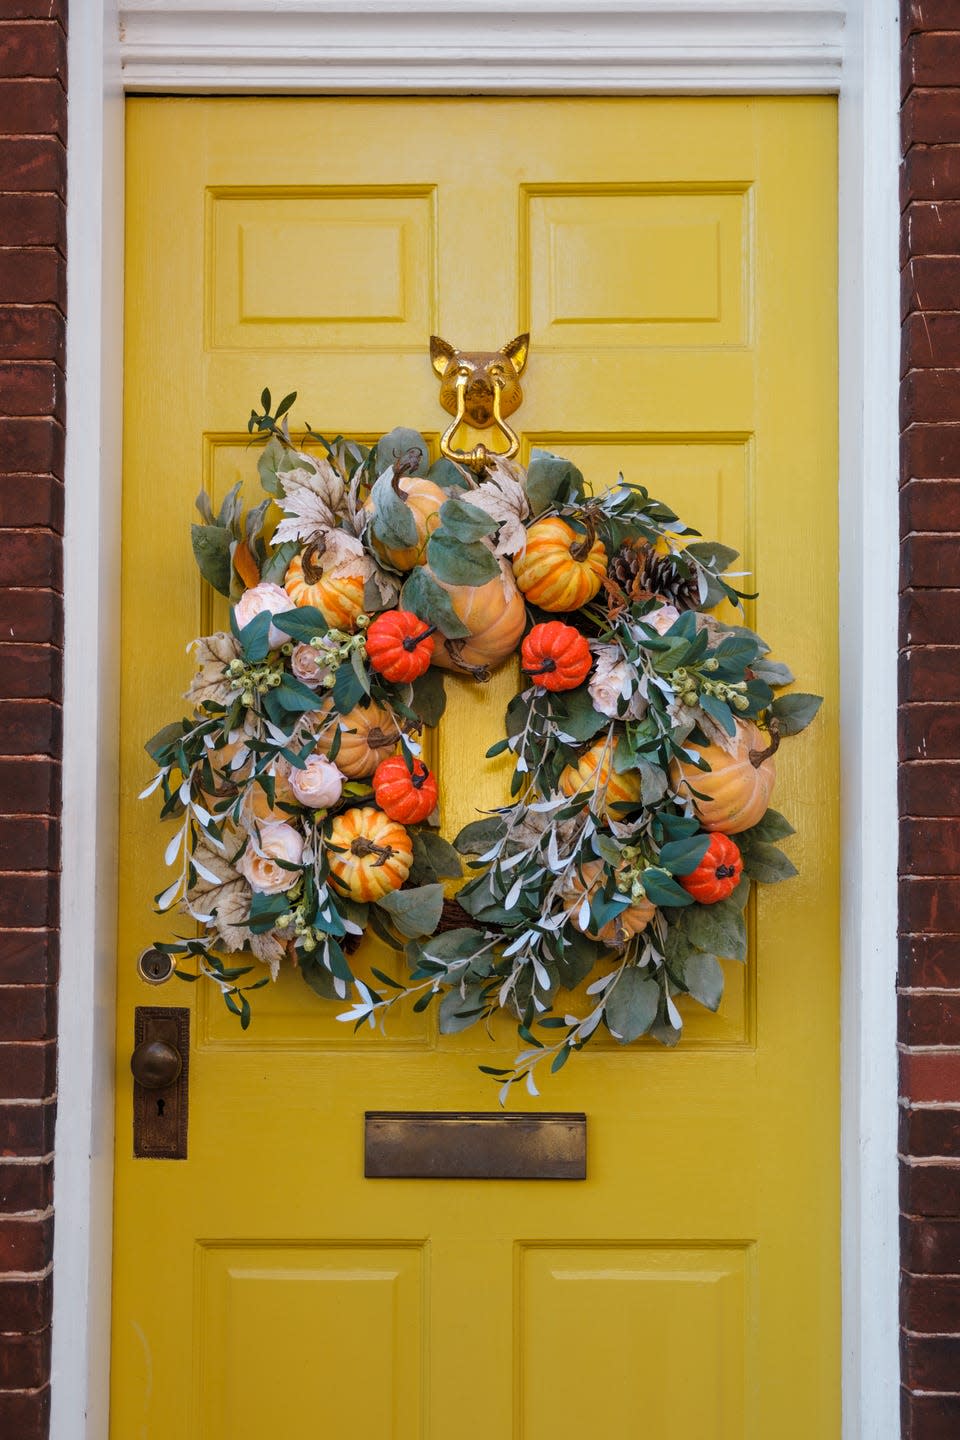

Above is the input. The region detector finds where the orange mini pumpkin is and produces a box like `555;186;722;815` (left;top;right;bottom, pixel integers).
367;476;447;571
565;860;657;946
325;806;413;902
670;720;776;834
429;558;526;676
284;548;366;630
373;756;438;824
512;517;608;612
680;833;743;903
311;699;401;779
559;740;642;819
521;621;592;692
365;609;436;683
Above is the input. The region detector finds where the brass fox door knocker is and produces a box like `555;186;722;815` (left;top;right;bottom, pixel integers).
430;332;529;473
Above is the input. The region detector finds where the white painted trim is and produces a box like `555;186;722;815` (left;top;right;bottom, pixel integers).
53;4;901;1439
119;0;845;92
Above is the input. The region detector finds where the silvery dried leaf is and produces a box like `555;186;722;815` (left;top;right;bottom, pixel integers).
467;458;531;558
249;928;285;979
185;631;241;706
272;460;347;544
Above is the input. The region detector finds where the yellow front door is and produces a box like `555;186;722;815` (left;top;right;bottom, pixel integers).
114;97;839;1437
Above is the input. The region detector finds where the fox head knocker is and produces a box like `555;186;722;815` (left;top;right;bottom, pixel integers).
430;333;529;429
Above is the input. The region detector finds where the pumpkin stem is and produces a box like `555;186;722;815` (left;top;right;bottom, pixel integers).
390;448;422;495
748;719;781;767
524;658;556;677
442;639;491;683
300;543;325;585
350;836;396;867
569;511;598;563
366;726;399;750
403;625;437;651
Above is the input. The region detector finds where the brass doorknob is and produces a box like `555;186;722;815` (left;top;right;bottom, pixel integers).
130;1038;182;1090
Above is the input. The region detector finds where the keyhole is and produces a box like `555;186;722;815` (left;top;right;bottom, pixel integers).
156;1097;166;1118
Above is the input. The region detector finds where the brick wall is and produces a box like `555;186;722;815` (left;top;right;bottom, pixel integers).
0;3;65;1437
901;5;960;1437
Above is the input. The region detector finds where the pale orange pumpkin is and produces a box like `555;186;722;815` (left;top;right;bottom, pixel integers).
284;549;366;630
512;516;608;612
325;806;413;902
559;740;643;818
366;476;447;571
564;859;657;946
669;719;777;834
250;758;298;821
311;699;401;779
429;558;527;676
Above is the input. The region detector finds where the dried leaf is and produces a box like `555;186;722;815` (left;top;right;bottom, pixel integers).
467;459;531;558
185;632;241;706
272;461;347;545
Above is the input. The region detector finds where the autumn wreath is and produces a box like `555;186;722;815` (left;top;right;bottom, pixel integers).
144;390;821;1096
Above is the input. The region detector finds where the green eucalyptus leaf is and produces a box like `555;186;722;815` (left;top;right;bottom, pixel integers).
236;610;273;662
272;605;329;642
770;692;823;735
750;657;795;687
144;721;187;764
740;840;798;884
428;456;470;491
369;471;419;550
439;985;487;1034
683;898;748;962
675;951;724;1011
191;524;233;596
376;427;430;478
438;496;498;544
375;882;445;938
684;540;739;573
658;834;712;876
552;686;609;742
261;539;298;585
409;830;463;885
401;567;471;639
419;927;487;963
453;816;507;854
426;532;499;587
740;808;795;843
525;450;584;515
410;667;448;726
606;968;660;1043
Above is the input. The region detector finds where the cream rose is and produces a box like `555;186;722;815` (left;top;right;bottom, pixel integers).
288;755;343;809
589;646;640;719
291;641;334;689
644;603;681;636
232;582;294;650
239;820;304;894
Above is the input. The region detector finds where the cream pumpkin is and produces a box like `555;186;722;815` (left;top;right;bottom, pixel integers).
284;549;366;630
311;699;401;779
366;476;447;571
669;719;777;833
429;558;527;676
559;740;643;818
565;860;656;946
325;806;413;902
512;516;607;612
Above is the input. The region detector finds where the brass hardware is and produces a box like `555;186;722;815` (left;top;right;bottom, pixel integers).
137;946;174;985
430;333;528;474
364;1111;586;1180
132;1007;189;1160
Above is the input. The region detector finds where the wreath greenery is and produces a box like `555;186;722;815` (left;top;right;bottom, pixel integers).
144;389;822;1098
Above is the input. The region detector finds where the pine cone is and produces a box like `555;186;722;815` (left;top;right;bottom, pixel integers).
607;540;700;612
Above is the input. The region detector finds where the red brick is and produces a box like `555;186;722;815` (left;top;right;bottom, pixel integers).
0;1328;49;1388
901;816;960;870
903;422;960;478
0;478;62;531
0;361;61;419
903;316;960;375
0;531;60;587
0;1212;51;1272
905;33;960;91
0;931;56;986
0;0;65;16
901;989;960;1044
0;192;63;252
902;145;960;205
901;1387;960;1438
903;368;960;423
901;761;960;815
902;1215;960;1273
902;259;960;320
0;1159;50;1212
900;647;960;701
0;78;64;138
0;135;61;193
900;704;960;762
0;590;63;643
900;591;960;644
0;874;56;927
0;419;62;476
901;934;960;987
904;88;960;145
902;534;960;586
901;1;960;39
903;1271;960;1330
0;1386;50;1439
0;1270;51;1330
0;305;63;363
0;247;64;306
902;1103;960;1157
0;646;60;701
902;1048;960;1101
0;1098;54;1154
901;478;960;529
0;1041;54;1100
902;1332;960;1393
903;201;960;262
0;701;61;756
0;815;59;869
0;22;65;80
0;987;54;1042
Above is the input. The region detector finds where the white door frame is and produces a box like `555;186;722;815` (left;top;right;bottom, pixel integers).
54;4;901;1436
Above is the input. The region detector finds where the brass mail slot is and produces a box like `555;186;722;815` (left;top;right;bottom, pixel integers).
364;1111;586;1180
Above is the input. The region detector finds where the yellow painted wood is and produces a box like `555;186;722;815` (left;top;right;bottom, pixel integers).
114;97;839;1438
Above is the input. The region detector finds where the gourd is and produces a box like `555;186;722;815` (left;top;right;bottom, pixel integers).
365;609;436;682
367;476;447;571
429;558;527;676
312;699;401;779
250;760;298;821
565;859;657;946
512;516;607;612
373;756;438;824
680;833;743;903
559;739;642;818
325;806;413;902
284;548;366;630
670;720;776;834
521;620;593;692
